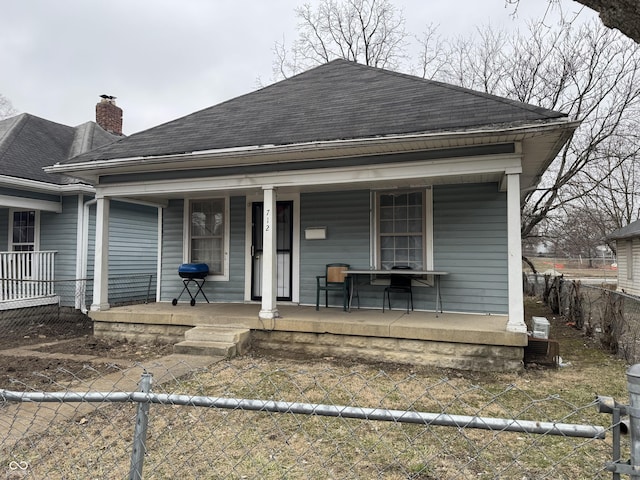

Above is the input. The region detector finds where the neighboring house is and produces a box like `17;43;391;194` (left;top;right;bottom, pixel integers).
608;219;640;296
0;98;159;310
46;60;578;369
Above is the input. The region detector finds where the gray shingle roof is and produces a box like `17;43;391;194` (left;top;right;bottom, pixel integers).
0;113;120;184
63;59;568;164
608;219;640;240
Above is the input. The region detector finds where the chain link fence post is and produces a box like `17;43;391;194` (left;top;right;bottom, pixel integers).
129;372;153;480
627;365;640;478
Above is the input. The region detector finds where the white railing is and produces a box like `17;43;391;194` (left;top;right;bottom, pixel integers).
0;251;57;301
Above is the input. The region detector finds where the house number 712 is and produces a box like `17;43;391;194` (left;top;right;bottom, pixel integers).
265;209;271;232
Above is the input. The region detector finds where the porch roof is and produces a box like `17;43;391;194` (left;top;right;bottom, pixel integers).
608;219;640;240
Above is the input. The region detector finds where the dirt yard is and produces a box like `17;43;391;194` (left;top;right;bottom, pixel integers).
0;318;174;388
0;297;625;392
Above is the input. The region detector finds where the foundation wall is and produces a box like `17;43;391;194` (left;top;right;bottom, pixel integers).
252;330;524;372
93;321;190;344
94;320;524;372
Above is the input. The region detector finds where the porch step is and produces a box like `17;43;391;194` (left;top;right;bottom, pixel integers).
174;325;251;358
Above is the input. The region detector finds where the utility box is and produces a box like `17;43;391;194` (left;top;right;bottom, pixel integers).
532;316;550;339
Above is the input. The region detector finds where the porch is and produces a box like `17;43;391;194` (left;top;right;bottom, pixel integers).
89;303;528;371
0;251;58;310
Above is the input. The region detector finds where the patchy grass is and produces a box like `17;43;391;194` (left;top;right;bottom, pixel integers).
0;297;630;479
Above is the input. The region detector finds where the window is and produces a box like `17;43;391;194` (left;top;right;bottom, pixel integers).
376;190;432;270
11;210;37;252
188;199;228;277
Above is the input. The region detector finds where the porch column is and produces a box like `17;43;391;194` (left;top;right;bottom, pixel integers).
506;173;526;333
91;196;110;311
259;186;279;322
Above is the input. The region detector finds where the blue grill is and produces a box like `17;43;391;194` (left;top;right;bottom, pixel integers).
172;263;210;306
178;263;209;279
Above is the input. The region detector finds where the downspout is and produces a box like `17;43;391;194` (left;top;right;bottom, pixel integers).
80;198;97;314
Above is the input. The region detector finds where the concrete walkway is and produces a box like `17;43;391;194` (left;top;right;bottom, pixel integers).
0;345;222;446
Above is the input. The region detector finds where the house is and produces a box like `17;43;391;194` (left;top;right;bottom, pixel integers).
45;60;578;370
0;97;159;311
608;219;640;296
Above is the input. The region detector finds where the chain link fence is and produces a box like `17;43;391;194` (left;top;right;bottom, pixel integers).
525;274;640;365
0;274;155;341
0;355;628;479
0;273;636;478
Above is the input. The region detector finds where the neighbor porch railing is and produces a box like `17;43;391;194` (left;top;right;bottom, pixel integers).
0;251;57;301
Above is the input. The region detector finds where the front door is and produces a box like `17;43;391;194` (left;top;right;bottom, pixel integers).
251;201;293;301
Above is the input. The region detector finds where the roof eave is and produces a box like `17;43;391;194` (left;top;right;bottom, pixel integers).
45;118;579;181
0;175;94;195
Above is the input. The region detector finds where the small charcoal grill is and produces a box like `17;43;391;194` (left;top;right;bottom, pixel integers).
172;263;210;306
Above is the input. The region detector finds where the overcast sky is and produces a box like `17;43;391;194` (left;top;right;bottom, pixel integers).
1;0;597;135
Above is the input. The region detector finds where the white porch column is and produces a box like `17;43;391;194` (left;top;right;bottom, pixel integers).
506;173;526;332
259;186;279;322
91;196;110;311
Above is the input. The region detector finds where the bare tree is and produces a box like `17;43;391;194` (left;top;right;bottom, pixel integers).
414;24;449;80
419;21;640;246
274;3;640;261
506;0;640;43
0;94;16;120
567;135;640;253
273;0;409;79
549;205;609;266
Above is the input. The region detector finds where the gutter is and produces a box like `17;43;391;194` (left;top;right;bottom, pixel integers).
44;119;581;175
0;175;95;195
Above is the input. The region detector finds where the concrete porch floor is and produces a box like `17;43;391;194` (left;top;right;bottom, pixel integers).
89;303;528;371
90;302;523;345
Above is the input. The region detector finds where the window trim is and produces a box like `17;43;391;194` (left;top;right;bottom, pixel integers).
183;197;230;281
8;209;40;251
372;188;434;271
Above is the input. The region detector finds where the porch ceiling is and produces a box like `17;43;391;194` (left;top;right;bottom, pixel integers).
109;168;507;203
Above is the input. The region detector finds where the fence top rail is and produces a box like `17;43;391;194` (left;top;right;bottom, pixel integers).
0;388;606;439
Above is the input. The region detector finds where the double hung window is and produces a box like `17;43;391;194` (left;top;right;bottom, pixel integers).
188;199;228;278
11;210;37;252
376;190;432;270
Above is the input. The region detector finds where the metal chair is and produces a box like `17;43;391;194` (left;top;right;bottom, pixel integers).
383;265;414;313
316;263;350;311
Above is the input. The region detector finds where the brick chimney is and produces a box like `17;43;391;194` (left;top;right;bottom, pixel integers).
95;95;123;135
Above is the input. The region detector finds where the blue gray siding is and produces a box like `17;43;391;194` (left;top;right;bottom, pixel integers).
300;190;371;306
160;199;184;301
160;197;246;303
40;195;79;279
298;185;508;314
0;195;158;307
434;183;508;314
40;195;82;307
0;209;8;250
106;201;158;304
157;185;508;314
84;199;158;306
